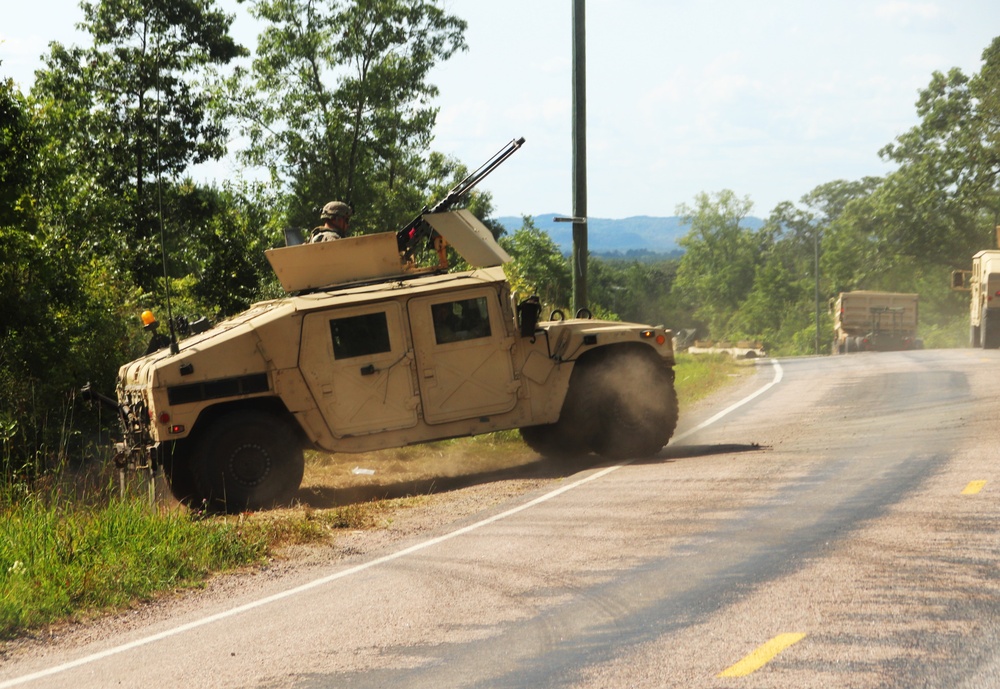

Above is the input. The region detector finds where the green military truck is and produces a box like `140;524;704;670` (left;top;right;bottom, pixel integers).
94;140;679;512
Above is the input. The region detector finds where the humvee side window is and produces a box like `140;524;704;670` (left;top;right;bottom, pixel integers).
432;297;492;345
329;312;392;359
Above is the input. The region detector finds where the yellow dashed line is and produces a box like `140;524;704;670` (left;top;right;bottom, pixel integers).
718;633;807;678
962;480;987;495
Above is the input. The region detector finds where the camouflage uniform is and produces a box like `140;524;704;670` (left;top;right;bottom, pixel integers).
309;201;352;243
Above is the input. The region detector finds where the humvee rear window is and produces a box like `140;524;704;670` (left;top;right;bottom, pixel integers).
329;312;391;359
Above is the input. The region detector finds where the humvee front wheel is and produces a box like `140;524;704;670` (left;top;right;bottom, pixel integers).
590;352;678;460
519;365;599;458
520;348;678;461
519;423;588;459
192;410;304;513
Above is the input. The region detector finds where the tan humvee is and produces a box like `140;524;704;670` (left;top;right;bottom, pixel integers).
967;250;1000;348
113;212;677;513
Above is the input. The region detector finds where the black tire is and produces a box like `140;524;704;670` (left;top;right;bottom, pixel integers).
983;312;1000;349
590;351;678;460
519;423;588;459
519;350;617;459
192;410;304;513
519;364;601;459
160;439;201;506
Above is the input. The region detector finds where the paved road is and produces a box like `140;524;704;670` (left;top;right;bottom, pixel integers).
3;349;1000;688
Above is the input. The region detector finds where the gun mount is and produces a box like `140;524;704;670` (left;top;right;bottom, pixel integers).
397;137;525;261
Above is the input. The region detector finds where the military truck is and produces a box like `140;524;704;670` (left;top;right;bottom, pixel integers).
964;250;1000;348
833;291;921;353
96;139;679;512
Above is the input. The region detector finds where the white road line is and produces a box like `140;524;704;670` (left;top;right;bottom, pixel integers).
672;358;783;444
1;358;784;688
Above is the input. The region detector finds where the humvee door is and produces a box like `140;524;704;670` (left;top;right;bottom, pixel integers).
408;288;518;424
300;302;419;436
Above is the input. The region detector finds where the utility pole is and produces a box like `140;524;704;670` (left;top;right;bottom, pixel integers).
814;227;821;355
571;0;588;313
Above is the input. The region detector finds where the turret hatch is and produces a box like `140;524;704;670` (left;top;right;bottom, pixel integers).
423;209;511;267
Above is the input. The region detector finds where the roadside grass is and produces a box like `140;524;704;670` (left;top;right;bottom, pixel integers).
673;352;753;404
0;491;268;640
0;352;751;641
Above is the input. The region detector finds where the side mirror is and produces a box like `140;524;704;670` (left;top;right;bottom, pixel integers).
516;296;541;337
951;270;971;291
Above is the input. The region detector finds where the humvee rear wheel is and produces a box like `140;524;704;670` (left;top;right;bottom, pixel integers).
192;410;304;513
983;312;1000;349
591;352;678;460
160;440;200;505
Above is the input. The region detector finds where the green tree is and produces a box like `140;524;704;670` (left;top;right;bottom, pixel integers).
0;74;41;232
673;190;761;337
500;217;571;310
1;75;139;475
584;258;682;326
164;181;281;317
872;36;1000;266
229;0;467;235
32;0;246;290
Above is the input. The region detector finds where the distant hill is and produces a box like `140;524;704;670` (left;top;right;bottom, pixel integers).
496;213;765;255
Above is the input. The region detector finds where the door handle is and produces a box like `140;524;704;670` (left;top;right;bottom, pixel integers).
360;364;376;376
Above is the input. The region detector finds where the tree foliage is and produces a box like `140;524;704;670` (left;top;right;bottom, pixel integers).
31;0;245;289
673;190;761;336
228;0;467;234
1;73;139;474
500;217;571;311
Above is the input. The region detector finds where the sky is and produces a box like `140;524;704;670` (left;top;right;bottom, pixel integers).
2;0;999;220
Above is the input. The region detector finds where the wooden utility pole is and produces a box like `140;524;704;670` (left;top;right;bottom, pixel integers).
571;0;588;313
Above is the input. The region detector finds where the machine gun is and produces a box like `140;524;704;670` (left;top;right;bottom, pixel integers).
396;136;525;261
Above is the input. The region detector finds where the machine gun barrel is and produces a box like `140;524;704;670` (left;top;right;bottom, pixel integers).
397;137;525;258
80;382;122;414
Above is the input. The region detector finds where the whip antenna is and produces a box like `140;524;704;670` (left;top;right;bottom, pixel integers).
153;18;178;355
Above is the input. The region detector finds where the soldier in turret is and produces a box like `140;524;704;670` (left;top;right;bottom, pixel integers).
309;201;352;242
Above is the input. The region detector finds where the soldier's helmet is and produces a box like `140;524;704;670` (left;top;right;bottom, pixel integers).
320;201;352;220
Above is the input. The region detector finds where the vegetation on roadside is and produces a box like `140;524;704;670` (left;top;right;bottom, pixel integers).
0;494;267;639
673;352;752;404
0;479;433;640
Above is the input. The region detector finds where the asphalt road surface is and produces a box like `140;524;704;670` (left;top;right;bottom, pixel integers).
3;349;1000;689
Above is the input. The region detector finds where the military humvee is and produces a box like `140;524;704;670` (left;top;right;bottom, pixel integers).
103;140;679;512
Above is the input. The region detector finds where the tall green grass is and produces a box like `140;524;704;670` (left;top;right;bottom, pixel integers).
0;496;269;639
673;352;751;404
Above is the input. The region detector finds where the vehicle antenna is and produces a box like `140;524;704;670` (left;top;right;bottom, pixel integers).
153;21;179;355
